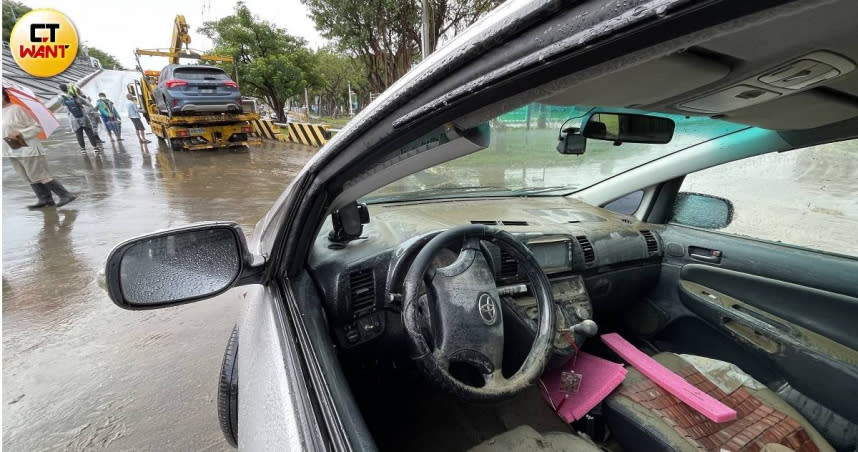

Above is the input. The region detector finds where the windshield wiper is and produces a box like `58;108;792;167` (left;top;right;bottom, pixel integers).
363;186;513;203
510;185;578;195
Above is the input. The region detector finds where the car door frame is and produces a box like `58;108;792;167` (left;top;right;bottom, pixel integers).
248;0;825;449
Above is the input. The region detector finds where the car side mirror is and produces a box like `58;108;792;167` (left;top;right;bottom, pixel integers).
105;222;256;310
670;192;734;229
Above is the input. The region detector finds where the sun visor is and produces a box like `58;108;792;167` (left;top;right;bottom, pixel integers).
540;53;729;108
330;124;490;210
721;90;858;130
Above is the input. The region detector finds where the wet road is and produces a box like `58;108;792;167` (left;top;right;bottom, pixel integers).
3;70;316;450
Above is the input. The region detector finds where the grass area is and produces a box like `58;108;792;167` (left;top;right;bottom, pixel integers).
318;116;354;128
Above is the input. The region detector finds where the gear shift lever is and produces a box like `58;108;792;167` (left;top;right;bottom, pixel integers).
570;319;598;338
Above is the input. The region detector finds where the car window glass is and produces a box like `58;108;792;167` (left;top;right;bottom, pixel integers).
364;104;746;203
603;190;644;215
674;139;858;257
173;69;230;81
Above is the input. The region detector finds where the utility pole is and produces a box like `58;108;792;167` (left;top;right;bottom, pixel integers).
421;0;435;60
304;87;309;119
347;80;354;116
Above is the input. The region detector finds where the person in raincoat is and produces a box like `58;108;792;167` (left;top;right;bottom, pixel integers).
96;92;123;141
59;85;103;153
61;82;90;102
3;88;76;208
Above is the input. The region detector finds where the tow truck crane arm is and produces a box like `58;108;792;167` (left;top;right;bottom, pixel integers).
134;15;233;64
170;15;191;64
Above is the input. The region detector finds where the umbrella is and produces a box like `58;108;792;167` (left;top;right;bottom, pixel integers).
2;80;60;139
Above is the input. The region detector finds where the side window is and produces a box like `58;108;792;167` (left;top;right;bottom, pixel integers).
604;190;644;215
670;139;858;257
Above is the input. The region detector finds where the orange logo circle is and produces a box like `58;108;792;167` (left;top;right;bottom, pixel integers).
9;9;79;78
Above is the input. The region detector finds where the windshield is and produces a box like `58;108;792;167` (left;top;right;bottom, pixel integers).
364;104;748;203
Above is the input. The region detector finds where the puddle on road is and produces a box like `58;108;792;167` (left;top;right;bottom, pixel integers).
3;69;316;451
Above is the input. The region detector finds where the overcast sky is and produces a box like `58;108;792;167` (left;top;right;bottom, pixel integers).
20;0;328;69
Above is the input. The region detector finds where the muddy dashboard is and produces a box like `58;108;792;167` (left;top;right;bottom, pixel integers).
308;197;663;350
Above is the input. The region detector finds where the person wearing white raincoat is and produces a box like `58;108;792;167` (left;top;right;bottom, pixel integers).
3;88;77;208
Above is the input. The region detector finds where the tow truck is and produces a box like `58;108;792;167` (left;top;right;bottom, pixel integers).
127;15;261;151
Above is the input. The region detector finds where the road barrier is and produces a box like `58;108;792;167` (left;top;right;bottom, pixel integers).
283;122;331;147
250;118;289;142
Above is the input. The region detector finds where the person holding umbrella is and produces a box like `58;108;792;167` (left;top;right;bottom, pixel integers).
3;87;76;208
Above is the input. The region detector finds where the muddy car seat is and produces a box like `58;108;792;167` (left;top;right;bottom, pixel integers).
603;353;834;452
469;425;601;452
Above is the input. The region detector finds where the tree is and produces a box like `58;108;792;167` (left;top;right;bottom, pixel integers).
303;0;501;93
315;47;367;117
200;2;320;122
427;0;502;52
2;0;30;43
304;0;419;94
86;47;125;70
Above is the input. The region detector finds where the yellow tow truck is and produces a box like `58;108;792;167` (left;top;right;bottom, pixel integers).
127;15;261;151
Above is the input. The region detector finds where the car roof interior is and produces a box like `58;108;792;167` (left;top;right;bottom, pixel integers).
474;0;858;133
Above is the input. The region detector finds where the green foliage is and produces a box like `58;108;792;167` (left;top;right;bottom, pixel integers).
303;0;501;93
315;47;367;116
303;0;420;93
2;0;31;43
86;47;125;70
200;2;319;121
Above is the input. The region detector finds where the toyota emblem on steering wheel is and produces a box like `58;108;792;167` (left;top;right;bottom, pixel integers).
478;293;498;326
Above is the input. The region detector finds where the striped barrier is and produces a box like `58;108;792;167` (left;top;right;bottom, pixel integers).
250;118;289;142
284;122;331;147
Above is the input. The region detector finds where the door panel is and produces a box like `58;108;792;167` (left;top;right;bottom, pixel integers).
238;284;324;450
653;224;858;426
680;264;858;351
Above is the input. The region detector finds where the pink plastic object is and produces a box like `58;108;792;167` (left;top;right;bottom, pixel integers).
601;332;738;423
540;351;628;422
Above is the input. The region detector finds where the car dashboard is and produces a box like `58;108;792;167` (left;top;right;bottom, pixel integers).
307;196;663;357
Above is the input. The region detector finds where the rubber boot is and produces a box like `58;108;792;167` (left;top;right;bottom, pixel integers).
27;183;55;209
44;180;76;207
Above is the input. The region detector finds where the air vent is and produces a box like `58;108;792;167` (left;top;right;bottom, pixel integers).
349;269;375;316
640;230;659;253
471;220;499;225
499;249;518;277
500;220;529;226
575;236;595;263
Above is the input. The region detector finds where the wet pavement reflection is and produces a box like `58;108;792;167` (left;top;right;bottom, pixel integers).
3;71;316;450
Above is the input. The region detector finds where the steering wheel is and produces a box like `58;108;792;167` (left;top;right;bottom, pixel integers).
402;224;556;401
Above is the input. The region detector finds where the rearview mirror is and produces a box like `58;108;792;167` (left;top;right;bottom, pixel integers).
105;223;253;309
670;192;734;229
581;112;675;144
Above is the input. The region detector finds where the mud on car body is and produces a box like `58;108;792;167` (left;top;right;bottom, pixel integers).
106;0;858;450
